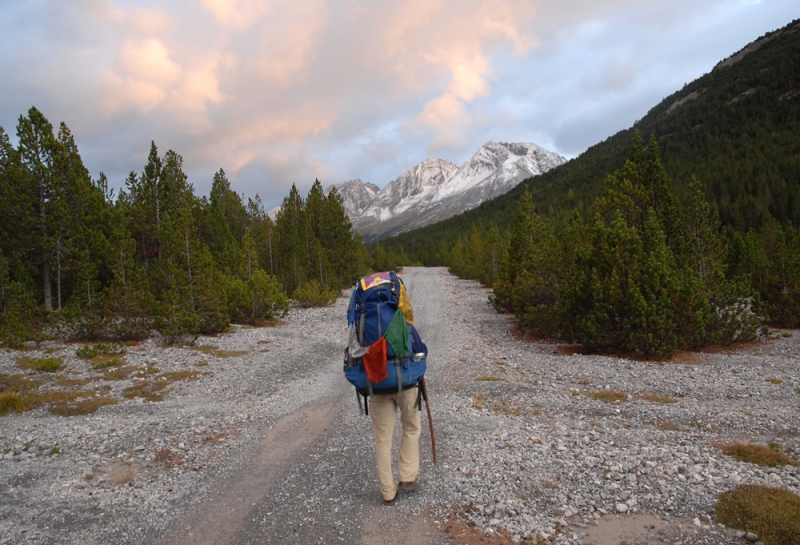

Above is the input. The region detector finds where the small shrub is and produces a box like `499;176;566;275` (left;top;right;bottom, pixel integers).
588;390;628;403
49;446;60;455
0;393;27;415
715;484;800;545
768;378;783;385
90;355;125;369
76;343;126;359
17;356;62;373
722;443;799;467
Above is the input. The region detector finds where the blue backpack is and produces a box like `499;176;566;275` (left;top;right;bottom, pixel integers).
344;271;427;413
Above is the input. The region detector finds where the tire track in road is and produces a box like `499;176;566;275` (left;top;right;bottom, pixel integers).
164;399;338;545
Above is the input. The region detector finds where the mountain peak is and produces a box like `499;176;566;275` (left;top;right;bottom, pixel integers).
336;141;566;241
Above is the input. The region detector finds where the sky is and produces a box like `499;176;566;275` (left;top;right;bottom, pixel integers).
0;0;797;210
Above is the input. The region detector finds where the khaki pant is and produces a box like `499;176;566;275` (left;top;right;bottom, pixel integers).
369;386;421;501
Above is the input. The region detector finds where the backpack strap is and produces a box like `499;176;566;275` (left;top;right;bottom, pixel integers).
395;359;402;394
415;384;422;411
356;387;370;416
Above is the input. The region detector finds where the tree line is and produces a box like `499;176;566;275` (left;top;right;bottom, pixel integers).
446;133;799;357
0;107;370;346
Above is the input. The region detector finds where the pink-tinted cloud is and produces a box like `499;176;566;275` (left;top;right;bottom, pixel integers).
0;0;795;208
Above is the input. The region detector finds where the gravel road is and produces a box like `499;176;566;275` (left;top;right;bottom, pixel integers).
2;267;799;545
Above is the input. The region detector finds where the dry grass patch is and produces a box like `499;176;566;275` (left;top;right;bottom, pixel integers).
49;397;117;416
98;365;138;381
89;354;125;369
587;390;628;403
0;374;42;415
0;393;27;415
154;448;184;468
17;356;62;373
641;394;677;404
189;345;248;358
122;380;170;402
122;369;207;402
214;349;248;358
0;373;41;394
471;395;485;411
53;375;93;388
650;418;682;431
443;508;517;545
475;376;506;382
722;443;800;467
767;378;783;385
715;484;800;545
160;370;204;381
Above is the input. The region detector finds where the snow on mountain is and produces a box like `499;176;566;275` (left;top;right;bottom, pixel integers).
330;179;380;218
342;142;566;241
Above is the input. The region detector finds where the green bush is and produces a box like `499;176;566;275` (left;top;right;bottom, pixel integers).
249;269;290;319
292;279;337;308
715;485;800;545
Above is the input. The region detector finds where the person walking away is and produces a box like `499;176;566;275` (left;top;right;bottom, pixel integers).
369;385;422;505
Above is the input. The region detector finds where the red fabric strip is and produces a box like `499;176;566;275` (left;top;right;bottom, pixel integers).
363;337;388;384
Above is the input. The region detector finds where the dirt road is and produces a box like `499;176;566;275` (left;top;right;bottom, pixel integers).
161;267;453;545
4;267;797;545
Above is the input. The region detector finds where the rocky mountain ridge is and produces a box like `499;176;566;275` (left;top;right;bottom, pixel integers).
333;141;566;241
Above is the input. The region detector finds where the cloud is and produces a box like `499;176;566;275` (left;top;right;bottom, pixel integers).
0;0;796;209
201;0;270;30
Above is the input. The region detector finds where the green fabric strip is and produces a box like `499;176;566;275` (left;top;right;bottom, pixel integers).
384;309;409;358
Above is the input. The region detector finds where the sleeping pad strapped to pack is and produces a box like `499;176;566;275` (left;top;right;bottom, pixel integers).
344;271;427;400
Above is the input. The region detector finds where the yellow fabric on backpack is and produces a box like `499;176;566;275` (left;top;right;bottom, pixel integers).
397;282;414;325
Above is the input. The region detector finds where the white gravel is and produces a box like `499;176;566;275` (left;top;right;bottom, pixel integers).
1;267;798;545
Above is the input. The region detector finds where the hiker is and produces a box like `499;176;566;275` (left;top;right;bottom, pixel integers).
370;384;422;505
343;271;430;505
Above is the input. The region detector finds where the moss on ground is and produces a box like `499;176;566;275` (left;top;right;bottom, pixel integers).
588;390;628;403
17;356;62;372
722;443;800;467
715;484;800;545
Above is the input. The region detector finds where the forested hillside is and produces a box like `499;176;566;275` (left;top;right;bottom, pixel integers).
382;19;800;261
375;19;800;336
0;108;369;346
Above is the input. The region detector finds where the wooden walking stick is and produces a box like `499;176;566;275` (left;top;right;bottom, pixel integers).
419;376;437;466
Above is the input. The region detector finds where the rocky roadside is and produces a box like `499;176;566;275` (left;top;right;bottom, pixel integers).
1;267;799;545
414;274;800;544
0;303;346;545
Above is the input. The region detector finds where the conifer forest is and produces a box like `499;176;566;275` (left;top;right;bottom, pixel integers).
0;107;369;346
2;21;800;355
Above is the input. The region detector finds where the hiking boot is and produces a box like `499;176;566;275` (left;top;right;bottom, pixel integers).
398;481;422;492
383;492;397;506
